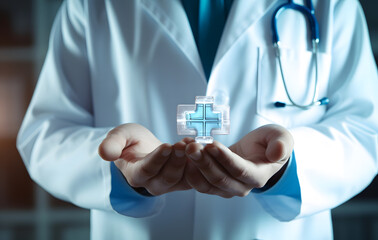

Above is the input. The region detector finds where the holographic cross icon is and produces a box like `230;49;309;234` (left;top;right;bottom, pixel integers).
177;96;230;144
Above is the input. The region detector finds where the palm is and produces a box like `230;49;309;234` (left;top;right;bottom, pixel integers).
232;140;269;164
117;125;162;163
99;123;191;195
230;124;292;165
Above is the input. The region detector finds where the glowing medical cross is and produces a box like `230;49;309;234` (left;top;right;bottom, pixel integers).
185;104;222;137
177;96;230;144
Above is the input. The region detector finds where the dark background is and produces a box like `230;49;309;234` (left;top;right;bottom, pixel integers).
0;1;377;240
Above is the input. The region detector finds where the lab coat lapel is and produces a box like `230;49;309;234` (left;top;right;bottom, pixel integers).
140;0;206;83
212;0;278;73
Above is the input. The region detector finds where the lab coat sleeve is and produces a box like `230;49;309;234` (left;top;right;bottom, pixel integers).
254;0;378;221
16;0;164;217
252;153;301;220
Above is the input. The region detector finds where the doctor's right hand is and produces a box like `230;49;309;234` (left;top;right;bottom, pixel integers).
98;123;192;196
184;124;294;198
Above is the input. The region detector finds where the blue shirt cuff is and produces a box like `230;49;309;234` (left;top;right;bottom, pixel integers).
253;151;300;197
109;162;164;217
252;151;302;221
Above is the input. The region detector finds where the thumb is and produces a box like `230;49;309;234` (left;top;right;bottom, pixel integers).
98;128;127;161
265;128;294;163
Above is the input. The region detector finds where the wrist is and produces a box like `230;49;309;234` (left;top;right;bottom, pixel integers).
113;162;155;197
256;158;289;191
132;186;154;197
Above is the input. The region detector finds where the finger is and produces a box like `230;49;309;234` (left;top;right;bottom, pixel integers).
185;142;204;161
98;123;162;161
126;143;172;187
154;141;187;186
147;178;192;196
184;162;233;198
186;142;249;197
189;148;250;197
99;129;127;161
181;137;196;145
253;124;294;163
206;141;266;188
168;178;192;192
266;138;293;163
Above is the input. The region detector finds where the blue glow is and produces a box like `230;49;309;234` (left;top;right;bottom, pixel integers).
185;104;221;137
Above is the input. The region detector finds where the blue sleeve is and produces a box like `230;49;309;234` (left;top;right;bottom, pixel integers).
109;162;165;217
252;151;302;221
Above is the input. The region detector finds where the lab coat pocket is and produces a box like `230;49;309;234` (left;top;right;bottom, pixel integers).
257;47;331;128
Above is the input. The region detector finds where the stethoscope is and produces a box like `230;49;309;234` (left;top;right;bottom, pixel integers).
272;0;329;109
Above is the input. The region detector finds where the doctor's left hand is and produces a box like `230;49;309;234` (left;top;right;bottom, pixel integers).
98;123;192;196
184;124;294;198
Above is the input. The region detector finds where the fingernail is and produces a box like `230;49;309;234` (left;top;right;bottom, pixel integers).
207;147;219;157
189;151;201;161
162;148;172;157
175;149;185;158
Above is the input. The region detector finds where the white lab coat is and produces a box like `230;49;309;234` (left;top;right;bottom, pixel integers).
17;0;378;239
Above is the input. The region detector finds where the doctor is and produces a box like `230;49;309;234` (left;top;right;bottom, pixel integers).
17;0;378;240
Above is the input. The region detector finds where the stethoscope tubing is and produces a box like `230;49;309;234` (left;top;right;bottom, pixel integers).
274;42;319;110
271;0;328;109
272;1;319;44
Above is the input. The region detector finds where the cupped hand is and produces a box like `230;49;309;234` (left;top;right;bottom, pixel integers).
184;124;294;198
98;123;192;196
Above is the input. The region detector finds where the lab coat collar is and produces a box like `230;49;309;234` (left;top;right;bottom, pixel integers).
140;0;207;83
213;0;277;68
140;0;278;83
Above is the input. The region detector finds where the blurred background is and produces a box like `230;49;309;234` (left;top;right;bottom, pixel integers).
0;0;377;240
